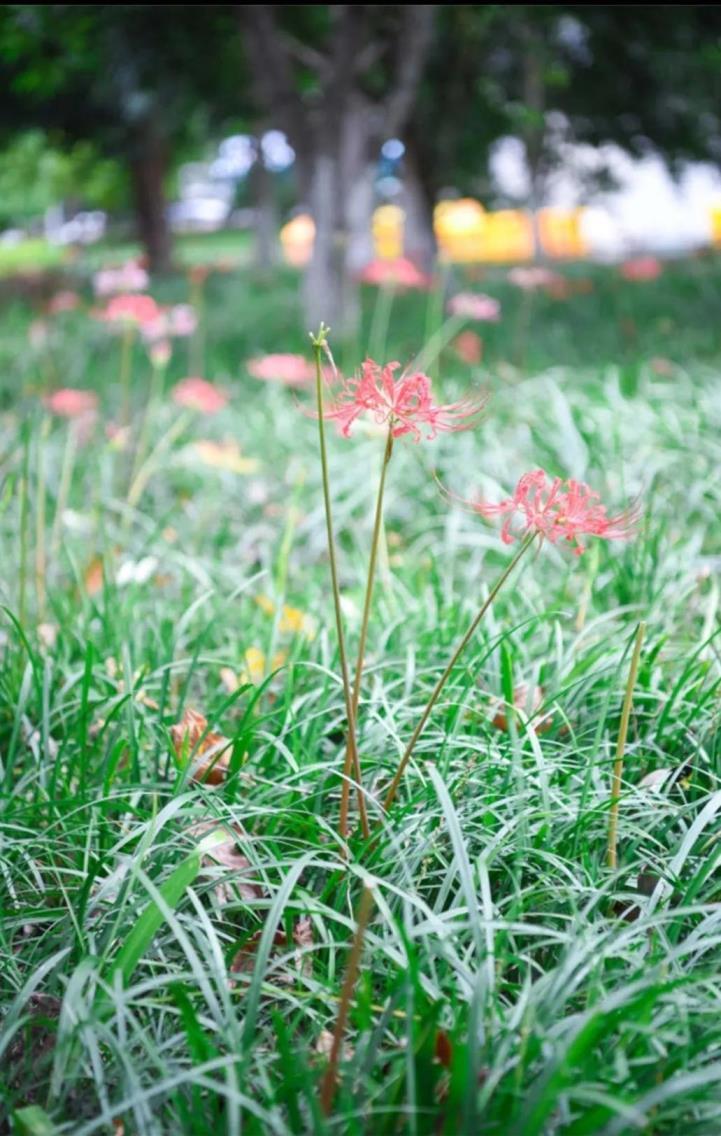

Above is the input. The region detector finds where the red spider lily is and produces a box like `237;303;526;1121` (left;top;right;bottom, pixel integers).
96;294;162;328
619;256;662;282
47;290;81;315
140;304;198;344
322;358;485;441
453;468;639;555
447;292;501;322
93;261;149;297
246;353;322;386
44;388;99;419
172;377;228;414
507;266;564;290
358;257;432;290
453;330;483;365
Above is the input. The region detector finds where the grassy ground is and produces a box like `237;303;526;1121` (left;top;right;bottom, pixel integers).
2;250;721;1134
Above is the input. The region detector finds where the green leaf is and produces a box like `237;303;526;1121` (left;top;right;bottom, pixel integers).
13;1106;58;1136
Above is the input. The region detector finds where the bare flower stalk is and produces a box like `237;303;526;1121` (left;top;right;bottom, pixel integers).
607;620;646;870
340;425;394;839
319;883;376;1115
382;531;537;816
311;326;368;842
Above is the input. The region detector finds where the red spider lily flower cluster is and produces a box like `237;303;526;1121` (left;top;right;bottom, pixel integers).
619;256;662;282
323;358;485;441
93;260;149;297
463;469;638;555
507;266;564;291
96;294;162;329
447;292;501;322
358;257;432;291
172;377;228;414
141;303;198;343
453;330;484;365
45;388;99;419
246;353;325;386
47;290;81;315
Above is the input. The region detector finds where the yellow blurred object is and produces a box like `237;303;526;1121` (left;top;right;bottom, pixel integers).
282;199;588;267
538;208;588;259
372;204;405;260
710;204;721;245
482;210;535;263
280;213;315;267
192;439;259;474
255;595;316;638
434;199;487;263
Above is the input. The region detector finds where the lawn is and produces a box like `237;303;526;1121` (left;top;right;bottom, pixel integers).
2;251;721;1134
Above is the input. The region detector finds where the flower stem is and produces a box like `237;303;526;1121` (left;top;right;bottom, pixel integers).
312;327;366;843
607;620;646;871
119;322;135;427
34;416;50;621
319;882;375;1115
341;426;394;840
50;422;78;560
382;531;537;816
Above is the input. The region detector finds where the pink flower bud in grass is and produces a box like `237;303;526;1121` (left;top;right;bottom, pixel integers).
358;257;433;290
320;358;485;441
508;266;563;290
171;377;228;414
447;292;501;322
93;261;149;297
149;339;172;368
167;304;198;337
96;294;162;329
619;256;662;282
457;468;639;556
453;331;483;365
246;353;320;386
45;388;99;419
48;290;81;315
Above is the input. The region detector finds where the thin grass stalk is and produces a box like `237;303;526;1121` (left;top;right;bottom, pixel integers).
125;411;190;513
18;424;30;625
607;620;646;870
118;322;135;426
382;532;537;816
319;883;376;1115
311;327;367;843
50;422;78;560
34;417;49;620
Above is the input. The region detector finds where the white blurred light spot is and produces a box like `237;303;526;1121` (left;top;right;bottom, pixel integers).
261;130;295;172
382;139;405;161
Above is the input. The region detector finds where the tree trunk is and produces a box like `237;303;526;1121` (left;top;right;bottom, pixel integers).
251;138;279;273
303;152;346;333
128;119;173;274
401;140;437;271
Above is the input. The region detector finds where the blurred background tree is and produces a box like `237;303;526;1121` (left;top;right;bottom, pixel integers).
239;4;437;334
0;4;250;272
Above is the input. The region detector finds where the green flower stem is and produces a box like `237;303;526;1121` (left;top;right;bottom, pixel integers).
382;531;537;816
607;620;646;870
341;425;394;839
319;882;376;1115
312;328;368;843
119;322;135;427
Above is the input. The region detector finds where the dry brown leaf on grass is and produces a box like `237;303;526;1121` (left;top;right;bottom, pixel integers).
170;707;235;785
490;683;554;735
83;554;105;597
229;916;315;986
315;1028;354;1062
191;820;263;906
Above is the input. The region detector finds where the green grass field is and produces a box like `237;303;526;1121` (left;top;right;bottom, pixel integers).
2;248;721;1134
